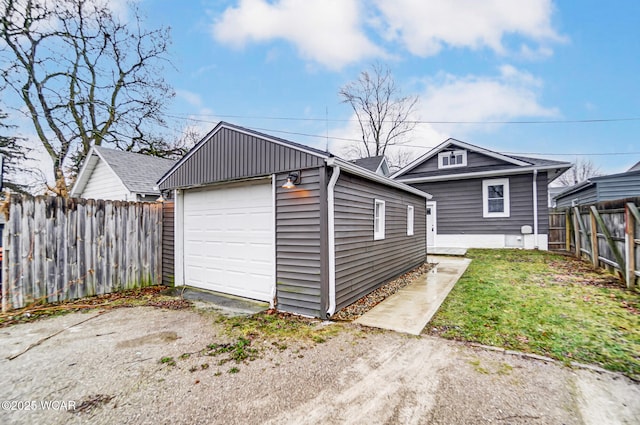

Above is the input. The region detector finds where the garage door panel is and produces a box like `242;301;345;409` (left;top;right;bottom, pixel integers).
183;181;275;302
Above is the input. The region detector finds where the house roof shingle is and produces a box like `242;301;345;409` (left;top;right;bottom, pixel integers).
93;146;177;195
351;155;386;173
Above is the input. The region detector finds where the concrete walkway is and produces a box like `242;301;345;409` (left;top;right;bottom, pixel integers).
354;256;472;335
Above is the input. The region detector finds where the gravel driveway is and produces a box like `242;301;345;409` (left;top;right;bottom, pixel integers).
1;306;638;424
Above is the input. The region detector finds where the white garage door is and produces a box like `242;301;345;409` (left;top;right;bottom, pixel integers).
182;180;275;302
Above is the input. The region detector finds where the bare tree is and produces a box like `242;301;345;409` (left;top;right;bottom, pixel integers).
0;109;33;194
0;0;175;195
339;63;418;158
386;149;414;172
557;158;602;186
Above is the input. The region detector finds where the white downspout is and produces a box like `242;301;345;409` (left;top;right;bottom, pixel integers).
533;170;539;249
326;164;340;317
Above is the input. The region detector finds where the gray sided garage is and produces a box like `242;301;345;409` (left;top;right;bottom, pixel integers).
158;122;430;318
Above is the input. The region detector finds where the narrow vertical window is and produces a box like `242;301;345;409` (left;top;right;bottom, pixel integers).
374;199;385;240
407;205;414;236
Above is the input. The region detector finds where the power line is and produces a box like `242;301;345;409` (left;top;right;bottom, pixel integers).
164;114;640;157
165;112;640;125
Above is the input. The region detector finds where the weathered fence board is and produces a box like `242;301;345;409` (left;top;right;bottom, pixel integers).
1;195;164;311
549;197;640;289
548;211;567;251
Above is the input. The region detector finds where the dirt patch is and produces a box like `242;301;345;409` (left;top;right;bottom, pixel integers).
0;286;191;328
116;331;179;348
1;307;638;425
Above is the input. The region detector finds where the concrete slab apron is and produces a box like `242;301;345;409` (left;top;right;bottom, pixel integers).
354;256;472;335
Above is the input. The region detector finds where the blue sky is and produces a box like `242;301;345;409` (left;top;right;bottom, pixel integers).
9;0;639;185
141;0;639;176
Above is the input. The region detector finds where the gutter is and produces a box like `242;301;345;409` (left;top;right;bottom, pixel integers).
327;157;431;199
396;164;571;184
533;170;539;249
326;164;341;317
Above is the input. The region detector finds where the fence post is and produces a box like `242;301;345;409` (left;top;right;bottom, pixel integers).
589;208;599;267
565;209;571;252
590;205;626;281
573;207;581;258
627;202;639;290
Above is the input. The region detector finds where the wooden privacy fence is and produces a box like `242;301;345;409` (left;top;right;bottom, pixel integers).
1;194;164;312
549;198;640;289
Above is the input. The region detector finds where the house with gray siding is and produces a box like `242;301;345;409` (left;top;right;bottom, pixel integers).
71;146;176;202
351;155;391;176
554;165;640;208
157;122;429;318
391;139;571;250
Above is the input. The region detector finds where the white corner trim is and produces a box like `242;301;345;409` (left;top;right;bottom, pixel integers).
270;174;277;309
174;189;185;287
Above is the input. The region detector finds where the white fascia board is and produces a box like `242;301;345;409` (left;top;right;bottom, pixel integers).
446;139;531;166
391;138;532;179
396;164;570;184
70;146;98;197
390;140;451;178
328;157;432;199
158;122;329;187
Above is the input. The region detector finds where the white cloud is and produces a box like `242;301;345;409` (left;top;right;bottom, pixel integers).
210;0;563;69
519;44;554;61
330;65;559;164
375;0;563;57
210;0;384;70
176;89;205;108
417;65;559;136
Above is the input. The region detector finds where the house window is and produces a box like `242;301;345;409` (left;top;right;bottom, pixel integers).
482;178;510;218
438;150;467;169
374;199;385;240
407;205;414;236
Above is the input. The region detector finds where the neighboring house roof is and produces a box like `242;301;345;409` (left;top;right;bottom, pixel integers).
391;138;572;183
71;146;177;198
351;155;390;176
628;160;640;172
553;168;640;202
158;121;430;199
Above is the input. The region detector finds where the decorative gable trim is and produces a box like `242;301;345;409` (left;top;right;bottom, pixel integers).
70;146;130;198
158;122;330;187
391;138;531;179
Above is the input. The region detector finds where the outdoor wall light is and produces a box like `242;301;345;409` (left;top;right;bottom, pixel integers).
282;171;301;189
156;190;169;202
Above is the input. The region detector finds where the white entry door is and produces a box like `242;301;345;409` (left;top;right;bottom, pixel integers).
426;201;436;247
182;180;275;302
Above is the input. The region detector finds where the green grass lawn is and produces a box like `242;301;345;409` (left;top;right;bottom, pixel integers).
428;249;640;378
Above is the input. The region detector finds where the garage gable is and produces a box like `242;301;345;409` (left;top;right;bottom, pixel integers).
158;122;328;190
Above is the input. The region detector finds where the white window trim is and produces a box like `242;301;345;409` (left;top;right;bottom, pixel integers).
482;178;510;218
407;205;414;236
438;150;467;169
374;199;385;240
